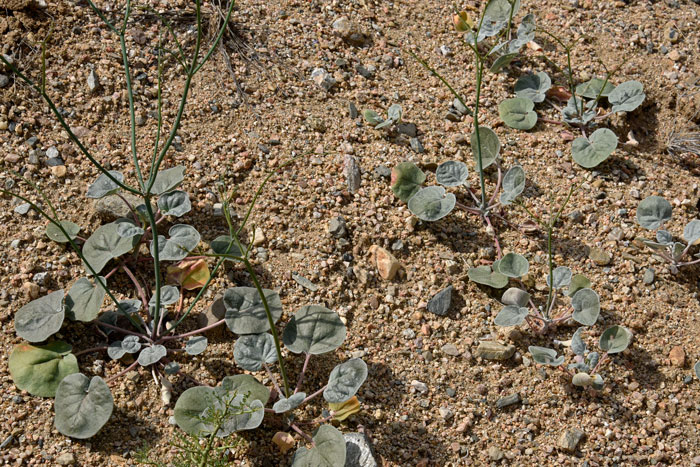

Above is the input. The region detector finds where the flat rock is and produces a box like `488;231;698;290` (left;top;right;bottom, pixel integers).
344;154;361;193
476;341;515;360
311;67;336;91
292;273;319;292
93;193;141;221
495;392;521;408
557;428;585;452
487;446;504;461
441;343;460;356
328;216;348;238
344;432;377;467
332;17;368;47
56;452;76;465
669;346;685;367
369;245;400;280
427;285;453;316
589;247;611;266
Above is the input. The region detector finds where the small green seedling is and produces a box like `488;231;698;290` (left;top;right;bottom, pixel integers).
362;104;403;130
529;325;632;390
635;196;700;271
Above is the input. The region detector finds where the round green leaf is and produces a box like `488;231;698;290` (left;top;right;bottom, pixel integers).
233;333;278;371
323;358;368;403
407;186;456;222
185;336;208;356
54;373;113;439
9;341;78;397
108;335;142;360
210;235;244;259
219;374;270;406
571;288;600;326
83;222;139;273
223;287;282;334
608;80;645;113
283;305;347;355
436;161;468;187
657;230;673;245
387;104;403;123
391;162;426;202
498;253;529;278
174;386;215;436
683;219;700;245
494;305;529;327
575;78;614;99
158;190;191;217
46;220;81;243
471;126;500;170
216;397;264;436
499;97;537;130
151;224;201;261
599;325;632;354
151;166;186;195
292;424;347;467
117;299;141;315
572;372;593;387
86;171;124;199
484;0;521;22
567;274;591;297
528;346;564;366
115;218;144;239
500;165;525;205
65;277;106;322
467;266;509;288
571;128;618;169
546;266;572;289
571;327;587;356
273;392;306;414
501;287;530;307
636;196;672;230
137;344;167;366
149;285;180;307
362;110;383;126
562;97;597;125
515;72;551;103
15;290;65;343
489;52;517;73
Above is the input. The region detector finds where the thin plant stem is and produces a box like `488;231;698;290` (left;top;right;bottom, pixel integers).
294;353;312;394
106;360;140;385
290;424;314;445
301;385;327;405
74;346;108;357
159;319;226;342
122;265;150;314
263;363;283;396
97;321;151;341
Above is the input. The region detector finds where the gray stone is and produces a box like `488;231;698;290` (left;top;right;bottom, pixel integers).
46;146;59;159
501;287;530;307
411;380;428;393
355;65;375;79
328;216;348;238
410;137;425;153
311;67;336;91
93;193;141;221
427;285;453;316
32;272;49;286
87;69;100;93
589;247;611;266
13;203;31;215
453;98;469;116
45;157;64;167
495;392;521;408
292;273;319;292
441;343;461;356
348;102;359;119
332;17;367;47
344;154;361;193
56;452;76;465
439;407;454;420
397;123;417;137
25;136;39;148
557;428;585;452
643;268;655;285
488;446;504;461
568;210;583;223
344;432;377;467
391;239;403;251
445;110;462;122
476;341;515;360
0;74;9;88
373;165;391;179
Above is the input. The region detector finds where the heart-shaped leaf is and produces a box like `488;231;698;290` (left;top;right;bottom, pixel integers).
210;235;244;259
15;290;65;343
528;346;564;366
86;171;124;199
166;258;210;290
571;327;587;356
608;80;645;113
561;97;597;125
501;287;530;307
219;374;270;406
149;285;180;307
571;128;618;169
636;196;672;230
83;222;140;273
575;78;614;99
499;97;537;130
599;325;632;354
157;190;191;217
515;72;551;103
567;274;591;297
185;336;208;355
467;266;509;288
387;104;403;123
283;305;347;355
494;305;529;327
65;277;106;322
233;333;278;371
657;230;673;245
391;162;426;202
571;288;600;326
107;335;142;360
151;166;186;195
291;424;347;467
436;161;468;187
137;344;167;366
323;358;368;403
115;218;144;239
9;341;78;397
500;165;525;206
362;110;383;126
117;299;141;315
46;220;81;243
151;224;201;261
471;126;501;170
484;0;520;22
54;373;113;439
546;266;572;289
273;392;307;414
489;52;517;73
498;253;529;278
223;287;282;335
683;219;700;245
407;186;456;221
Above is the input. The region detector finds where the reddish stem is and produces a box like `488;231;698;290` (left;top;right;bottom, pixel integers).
74;346;108;357
158;318;226;341
294;353;312;394
290;424;314;445
106;360;139;385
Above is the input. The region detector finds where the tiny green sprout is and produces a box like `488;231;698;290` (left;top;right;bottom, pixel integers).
362;104;403;129
635;196;700;270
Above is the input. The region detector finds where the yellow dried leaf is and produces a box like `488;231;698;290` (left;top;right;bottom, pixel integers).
166;259;210;290
329;396;361;421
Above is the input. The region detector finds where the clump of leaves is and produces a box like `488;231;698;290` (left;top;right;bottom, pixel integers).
529;325;633;390
362;104;403;130
635;196;700;271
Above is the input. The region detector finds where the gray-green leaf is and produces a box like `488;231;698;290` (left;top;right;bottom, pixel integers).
86;171;124;199
498;253;529;278
158;190;191;217
115;218;144;239
471;126;501;170
210;235;244;259
291;424;347;467
151;166;186;195
83;222;140;273
515;72;551;103
8;341;78;398
407;186;456;222
273;392;306;413
575;78;614;99
467;266;509;288
499;97;537;130
233;333;278;371
599;325;632;354
547;266;572;289
571;128;618;169
436;161;468;187
149;285;180;307
500;165;525;205
362;110;383;126
571;288;600;326
501;287;530;307
54;373;113;439
567;274;591;297
151;224;201;261
528;346;564;366
391;162;426;202
571;327;587;356
46;220;81;243
137;344;167;366
636;196;672;230
494;305;529;327
223;287;282;335
387;104;403;123
15;290;65;343
608;80;645;113
185;336;207;355
65;277;106;322
283;305;347;355
683;219;700;245
323;358;368;403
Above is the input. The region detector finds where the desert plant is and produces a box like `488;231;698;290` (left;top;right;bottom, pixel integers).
635;196;700;271
498;31;645;168
362;104;403;130
529;325;632;390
